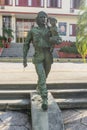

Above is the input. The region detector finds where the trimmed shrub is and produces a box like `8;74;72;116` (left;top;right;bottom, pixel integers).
59;43;79;54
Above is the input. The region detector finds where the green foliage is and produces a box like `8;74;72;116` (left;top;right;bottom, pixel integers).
76;1;87;62
0;36;3;48
3;27;14;39
59;43;79;54
0;42;3;48
0;36;2;41
2;36;7;42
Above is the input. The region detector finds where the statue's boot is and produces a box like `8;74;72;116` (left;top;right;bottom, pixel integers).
36;83;48;110
41;97;48;111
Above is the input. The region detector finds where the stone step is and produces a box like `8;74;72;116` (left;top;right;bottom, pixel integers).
0;99;30;110
0;83;87;90
0;89;86;98
56;98;87;109
0;84;36;90
0;97;86;110
0;90;32;99
51;89;87;98
0;86;86;109
0;89;86;99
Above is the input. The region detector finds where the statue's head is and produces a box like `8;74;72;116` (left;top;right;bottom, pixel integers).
36;11;48;26
50;17;57;26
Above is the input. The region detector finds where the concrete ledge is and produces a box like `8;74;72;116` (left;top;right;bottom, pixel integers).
30;92;64;130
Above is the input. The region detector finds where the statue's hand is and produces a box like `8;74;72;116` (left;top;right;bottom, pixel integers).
23;59;27;68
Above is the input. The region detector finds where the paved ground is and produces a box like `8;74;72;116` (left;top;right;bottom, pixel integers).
63;109;87;130
0;109;87;130
0;62;87;130
0;111;31;130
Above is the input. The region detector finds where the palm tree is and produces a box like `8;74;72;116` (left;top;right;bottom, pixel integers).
76;0;87;62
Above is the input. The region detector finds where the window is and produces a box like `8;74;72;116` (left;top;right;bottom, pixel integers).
5;0;9;5
47;0;62;8
0;0;12;5
70;0;82;9
0;0;5;5
15;0;28;6
16;0;44;7
3;16;11;28
32;0;44;7
15;0;19;5
9;0;12;5
69;24;76;36
28;0;32;6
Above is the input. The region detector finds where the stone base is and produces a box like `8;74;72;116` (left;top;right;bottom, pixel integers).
30;92;64;130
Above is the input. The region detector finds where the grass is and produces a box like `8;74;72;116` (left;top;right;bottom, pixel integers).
0;57;86;63
54;58;87;63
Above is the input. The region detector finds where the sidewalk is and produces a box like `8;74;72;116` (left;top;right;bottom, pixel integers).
0;62;87;84
0;62;87;130
0;111;31;130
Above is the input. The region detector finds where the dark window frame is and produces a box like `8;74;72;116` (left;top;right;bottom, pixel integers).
70;0;82;9
47;0;62;8
69;24;76;36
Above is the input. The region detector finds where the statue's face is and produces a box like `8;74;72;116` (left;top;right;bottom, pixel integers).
38;14;47;25
50;18;57;27
50;20;55;26
36;12;47;26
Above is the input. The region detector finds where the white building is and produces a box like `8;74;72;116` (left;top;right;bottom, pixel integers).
0;0;83;43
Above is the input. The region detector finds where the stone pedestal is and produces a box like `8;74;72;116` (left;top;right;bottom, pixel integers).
30;92;64;130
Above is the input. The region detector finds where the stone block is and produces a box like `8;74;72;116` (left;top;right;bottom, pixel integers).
30;92;64;130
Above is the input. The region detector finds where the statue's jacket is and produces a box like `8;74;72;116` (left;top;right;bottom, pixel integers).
23;26;61;64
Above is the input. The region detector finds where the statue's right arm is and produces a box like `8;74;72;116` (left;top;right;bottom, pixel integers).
23;30;33;67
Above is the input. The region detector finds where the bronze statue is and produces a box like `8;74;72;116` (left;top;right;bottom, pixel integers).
23;11;61;111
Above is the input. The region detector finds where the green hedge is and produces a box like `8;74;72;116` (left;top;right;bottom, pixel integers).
59;43;79;54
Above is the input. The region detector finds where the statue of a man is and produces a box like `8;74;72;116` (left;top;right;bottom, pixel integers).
23;11;61;111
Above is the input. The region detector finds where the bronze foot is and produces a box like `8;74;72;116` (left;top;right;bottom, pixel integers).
41;99;48;111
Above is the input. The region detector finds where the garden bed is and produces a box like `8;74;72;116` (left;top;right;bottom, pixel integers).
58;51;82;58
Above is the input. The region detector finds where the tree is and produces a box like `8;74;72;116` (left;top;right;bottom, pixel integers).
76;0;87;62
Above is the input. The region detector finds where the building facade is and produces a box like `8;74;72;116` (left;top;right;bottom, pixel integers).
0;0;83;43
